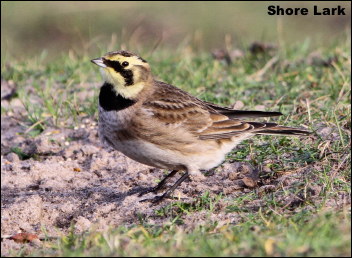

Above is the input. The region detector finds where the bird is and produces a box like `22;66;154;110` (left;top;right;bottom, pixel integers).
91;50;310;203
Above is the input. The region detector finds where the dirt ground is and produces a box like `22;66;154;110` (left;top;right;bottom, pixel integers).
1;80;349;255
0;116;258;253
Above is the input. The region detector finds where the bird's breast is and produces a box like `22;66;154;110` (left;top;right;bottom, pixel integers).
99;82;136;112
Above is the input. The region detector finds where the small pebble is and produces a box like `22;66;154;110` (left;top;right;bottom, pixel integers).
6;152;20;163
228;171;239;181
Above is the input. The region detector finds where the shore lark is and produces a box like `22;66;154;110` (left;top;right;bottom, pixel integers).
91;50;310;203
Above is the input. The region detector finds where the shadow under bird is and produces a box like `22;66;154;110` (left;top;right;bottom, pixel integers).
91;50;310;203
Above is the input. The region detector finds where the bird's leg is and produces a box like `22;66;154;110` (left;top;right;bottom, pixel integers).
138;170;178;197
140;172;190;203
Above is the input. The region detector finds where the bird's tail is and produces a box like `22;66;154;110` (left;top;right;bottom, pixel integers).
255;125;311;136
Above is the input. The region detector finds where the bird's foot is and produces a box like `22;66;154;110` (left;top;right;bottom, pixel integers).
138;186;160;197
139;194;166;204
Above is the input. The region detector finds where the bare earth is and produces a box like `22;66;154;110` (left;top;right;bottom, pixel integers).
1;80;349;255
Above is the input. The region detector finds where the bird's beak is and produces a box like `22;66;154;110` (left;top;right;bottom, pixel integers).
91;58;107;68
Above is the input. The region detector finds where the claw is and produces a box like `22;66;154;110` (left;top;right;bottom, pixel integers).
139;195;165;204
138;187;159;197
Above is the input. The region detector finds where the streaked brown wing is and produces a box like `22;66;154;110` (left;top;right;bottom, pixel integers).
143;80;290;140
144;100;273;140
143;97;214;133
142;81;310;141
144;88;252;140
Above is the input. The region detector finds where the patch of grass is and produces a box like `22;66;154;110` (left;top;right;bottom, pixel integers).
12;211;350;257
10;147;38;161
155;191;223;218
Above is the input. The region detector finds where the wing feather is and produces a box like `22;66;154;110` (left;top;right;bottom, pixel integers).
142;80;306;141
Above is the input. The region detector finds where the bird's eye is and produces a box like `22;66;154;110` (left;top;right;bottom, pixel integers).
122;61;129;67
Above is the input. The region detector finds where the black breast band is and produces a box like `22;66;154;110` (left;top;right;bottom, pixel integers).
99;82;136;111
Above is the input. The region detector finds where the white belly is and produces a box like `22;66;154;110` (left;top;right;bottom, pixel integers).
98;106;252;174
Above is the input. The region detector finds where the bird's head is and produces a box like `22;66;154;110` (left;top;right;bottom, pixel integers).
91;50;153;99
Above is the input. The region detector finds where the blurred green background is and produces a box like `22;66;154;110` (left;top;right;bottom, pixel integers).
1;1;351;61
